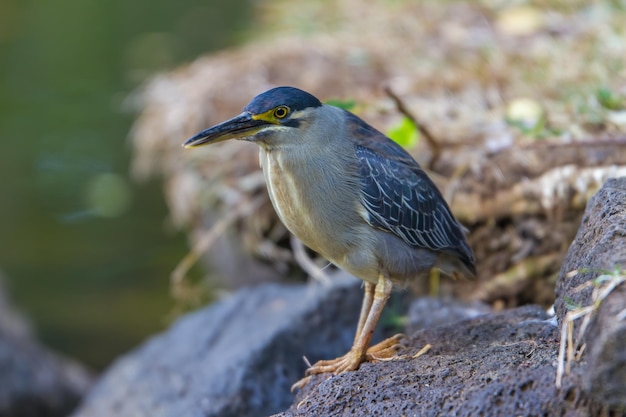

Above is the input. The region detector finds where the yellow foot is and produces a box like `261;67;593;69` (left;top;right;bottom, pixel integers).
290;334;406;391
365;333;406;361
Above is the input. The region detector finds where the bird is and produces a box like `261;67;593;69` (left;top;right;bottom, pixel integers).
183;86;476;389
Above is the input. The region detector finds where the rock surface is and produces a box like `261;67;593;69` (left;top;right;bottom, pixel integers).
555;176;626;410
406;296;492;334
0;272;91;417
71;273;373;417
275;306;598;417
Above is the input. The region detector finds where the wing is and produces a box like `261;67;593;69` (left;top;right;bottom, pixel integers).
346;112;474;269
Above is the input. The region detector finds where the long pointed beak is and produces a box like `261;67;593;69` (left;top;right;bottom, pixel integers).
183;112;268;148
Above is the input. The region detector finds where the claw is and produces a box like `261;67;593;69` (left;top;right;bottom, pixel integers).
291;375;312;392
365;333;406;361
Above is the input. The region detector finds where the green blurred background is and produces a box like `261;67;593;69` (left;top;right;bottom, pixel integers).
0;0;251;370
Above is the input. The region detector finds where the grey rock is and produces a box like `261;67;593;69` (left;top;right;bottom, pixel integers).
555;176;626;410
0;271;91;417
0;271;31;341
72;273;368;417
407;296;492;334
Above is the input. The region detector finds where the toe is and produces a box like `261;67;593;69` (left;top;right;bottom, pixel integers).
291;376;311;392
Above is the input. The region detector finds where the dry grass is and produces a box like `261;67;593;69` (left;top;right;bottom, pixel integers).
253;0;626;142
556;266;626;388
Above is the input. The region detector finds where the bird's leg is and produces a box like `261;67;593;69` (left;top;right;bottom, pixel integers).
309;274;403;374
429;266;440;297
353;274;405;362
291;275;405;391
354;281;375;341
350;281;405;362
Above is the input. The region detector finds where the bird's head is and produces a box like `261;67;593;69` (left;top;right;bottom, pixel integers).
183;86;323;149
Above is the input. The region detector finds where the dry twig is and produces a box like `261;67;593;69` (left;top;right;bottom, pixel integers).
290;235;332;284
555;267;626;388
384;85;442;170
170;195;266;302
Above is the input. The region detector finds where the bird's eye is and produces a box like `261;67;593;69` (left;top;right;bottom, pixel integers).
273;106;289;119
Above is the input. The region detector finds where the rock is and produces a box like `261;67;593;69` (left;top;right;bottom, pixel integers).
275;305;599;417
0;270;31;341
0;271;91;417
72;273;373;417
555;176;626;410
406;296;492;334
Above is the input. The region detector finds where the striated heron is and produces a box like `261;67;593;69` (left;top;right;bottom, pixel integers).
183;86;476;389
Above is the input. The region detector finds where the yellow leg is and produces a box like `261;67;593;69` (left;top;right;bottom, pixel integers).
345;274;393;367
355;282;375;341
429;266;440;297
291;274;405;391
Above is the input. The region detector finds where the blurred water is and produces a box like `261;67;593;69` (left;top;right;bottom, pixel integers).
0;0;250;369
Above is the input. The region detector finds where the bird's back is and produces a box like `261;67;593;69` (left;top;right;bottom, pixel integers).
340;110;474;274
